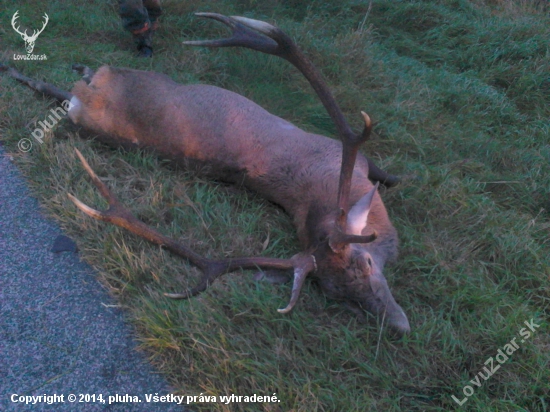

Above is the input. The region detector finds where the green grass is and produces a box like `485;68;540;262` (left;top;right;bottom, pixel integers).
1;0;549;410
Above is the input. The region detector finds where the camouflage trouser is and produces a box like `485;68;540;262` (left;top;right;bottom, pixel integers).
118;0;162;48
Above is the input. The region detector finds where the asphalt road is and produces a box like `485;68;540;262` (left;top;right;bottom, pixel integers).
0;143;187;411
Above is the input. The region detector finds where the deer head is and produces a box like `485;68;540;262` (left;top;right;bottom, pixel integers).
12;11;49;54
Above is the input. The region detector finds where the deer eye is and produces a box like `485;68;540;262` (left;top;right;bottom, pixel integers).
366;257;373;267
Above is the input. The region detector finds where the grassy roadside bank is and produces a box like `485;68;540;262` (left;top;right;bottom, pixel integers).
1;0;548;410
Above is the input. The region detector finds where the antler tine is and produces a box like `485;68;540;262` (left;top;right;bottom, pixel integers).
69;149;316;311
73;149;119;206
183;13;279;54
186;13;374;241
277;254;316;314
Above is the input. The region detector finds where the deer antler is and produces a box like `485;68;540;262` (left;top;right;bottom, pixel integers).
184;13;377;250
68;149;316;312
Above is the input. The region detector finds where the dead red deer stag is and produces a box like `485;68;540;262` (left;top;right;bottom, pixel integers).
2;13;410;336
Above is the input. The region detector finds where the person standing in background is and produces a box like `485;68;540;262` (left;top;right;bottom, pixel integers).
118;0;162;57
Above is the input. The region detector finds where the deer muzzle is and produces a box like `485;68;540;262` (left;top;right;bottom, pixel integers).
360;270;410;338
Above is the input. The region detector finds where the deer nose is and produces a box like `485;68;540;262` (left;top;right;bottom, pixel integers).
366;271;410;338
385;305;410;338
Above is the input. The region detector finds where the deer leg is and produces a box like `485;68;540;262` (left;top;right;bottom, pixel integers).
72;64;95;85
0;65;73;102
0;64;72;102
365;157;400;188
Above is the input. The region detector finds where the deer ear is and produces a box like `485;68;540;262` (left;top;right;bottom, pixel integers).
346;182;379;235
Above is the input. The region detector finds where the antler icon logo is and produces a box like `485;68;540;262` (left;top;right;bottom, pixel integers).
11;11;49;54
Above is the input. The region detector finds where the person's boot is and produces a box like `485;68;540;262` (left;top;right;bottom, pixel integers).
132;22;154;58
137;45;153;57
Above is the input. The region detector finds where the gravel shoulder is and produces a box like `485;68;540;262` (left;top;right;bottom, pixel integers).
0;143;187;411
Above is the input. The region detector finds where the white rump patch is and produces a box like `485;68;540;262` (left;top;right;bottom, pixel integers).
67;96;82;122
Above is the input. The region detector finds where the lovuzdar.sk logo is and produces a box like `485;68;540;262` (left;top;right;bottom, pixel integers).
11;10;49;61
